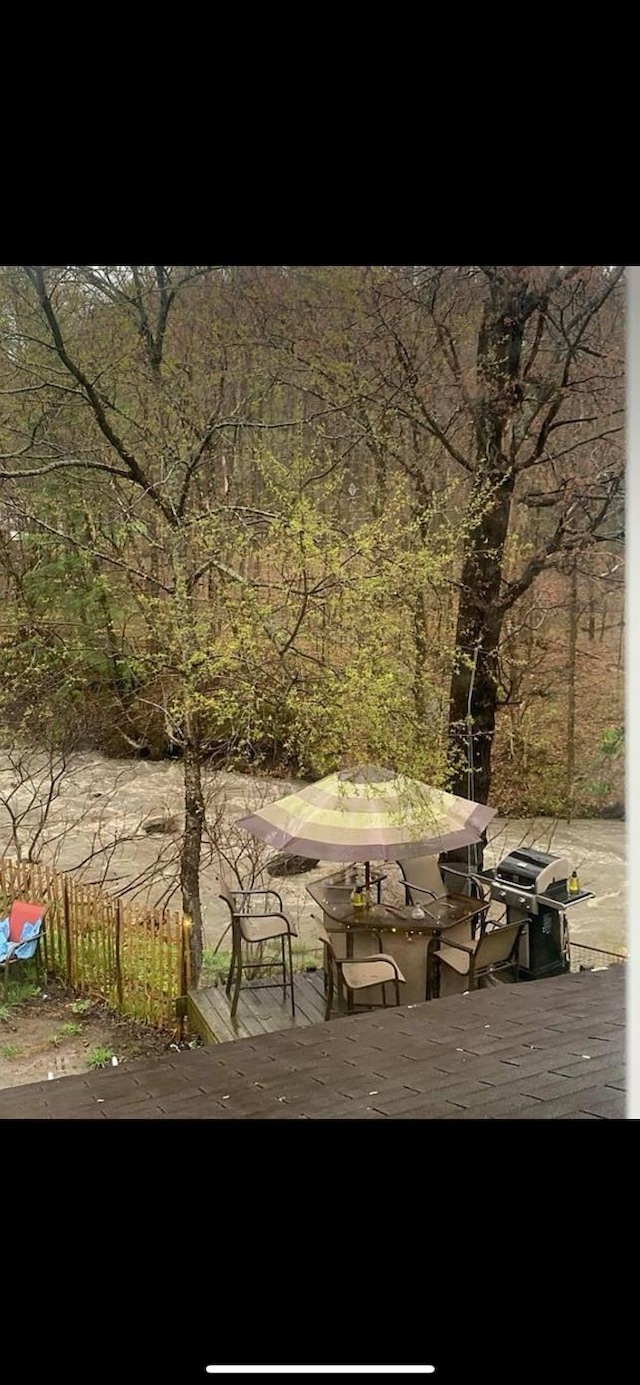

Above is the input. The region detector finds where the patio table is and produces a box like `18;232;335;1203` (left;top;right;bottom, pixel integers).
307;880;482;1003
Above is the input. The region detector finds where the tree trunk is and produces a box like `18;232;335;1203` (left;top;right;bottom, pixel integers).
448;472;515;804
180;734;205;984
565;562;579;820
413;587;430;721
447;273;541;812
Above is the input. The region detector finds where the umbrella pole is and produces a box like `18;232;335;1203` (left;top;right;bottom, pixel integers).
467;639;481;878
365;861;371;891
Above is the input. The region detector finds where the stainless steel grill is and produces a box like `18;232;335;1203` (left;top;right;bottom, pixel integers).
474;848;594;981
486;847;570;915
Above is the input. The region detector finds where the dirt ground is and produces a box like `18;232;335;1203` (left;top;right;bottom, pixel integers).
0;979;194;1091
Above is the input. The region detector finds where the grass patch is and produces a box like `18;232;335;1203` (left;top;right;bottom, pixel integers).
200;944;322;987
201;949;231;986
0;1043;22;1059
69;999;93;1015
86;1045;114;1069
1;978;41;1006
49;1022;84;1046
46;926;181;1027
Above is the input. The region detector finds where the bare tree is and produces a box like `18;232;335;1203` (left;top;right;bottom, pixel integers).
0;749;155;883
367;266;625;806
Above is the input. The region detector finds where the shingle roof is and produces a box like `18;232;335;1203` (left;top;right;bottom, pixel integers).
0;966;625;1119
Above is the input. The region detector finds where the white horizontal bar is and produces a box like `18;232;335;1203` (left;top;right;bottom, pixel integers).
205;1370;436;1376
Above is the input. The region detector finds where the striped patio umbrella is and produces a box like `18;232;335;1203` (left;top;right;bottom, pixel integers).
236;763;496;871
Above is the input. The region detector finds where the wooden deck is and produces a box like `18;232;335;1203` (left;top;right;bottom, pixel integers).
187;969;327;1043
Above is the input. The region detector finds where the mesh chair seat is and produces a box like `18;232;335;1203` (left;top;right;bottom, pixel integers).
239;915;298;944
316;921;406;1019
341;954;406;991
434;919;524;994
436;940;475;975
397;855;491;940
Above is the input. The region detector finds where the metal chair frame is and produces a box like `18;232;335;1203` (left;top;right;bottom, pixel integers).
432;918;525;993
397;856;492;940
317;921;405;1021
218;886;297;1019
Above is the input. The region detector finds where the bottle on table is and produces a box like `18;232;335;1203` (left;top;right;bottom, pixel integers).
351;867;368;910
568;870;580;895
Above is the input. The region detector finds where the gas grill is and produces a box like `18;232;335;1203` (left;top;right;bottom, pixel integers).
474;847;594;981
491;847;570;914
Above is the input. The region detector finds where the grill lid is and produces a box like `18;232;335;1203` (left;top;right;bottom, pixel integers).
495;848;569;893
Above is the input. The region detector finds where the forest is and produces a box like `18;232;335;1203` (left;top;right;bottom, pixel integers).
0;266;625;975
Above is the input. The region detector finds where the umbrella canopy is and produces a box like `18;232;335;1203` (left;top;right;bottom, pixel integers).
236;763;496;863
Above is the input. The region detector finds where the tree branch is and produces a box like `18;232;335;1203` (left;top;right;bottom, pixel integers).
22;267;178;526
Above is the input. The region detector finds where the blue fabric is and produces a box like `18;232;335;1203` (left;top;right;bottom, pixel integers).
0;917;9;963
14;918;43;960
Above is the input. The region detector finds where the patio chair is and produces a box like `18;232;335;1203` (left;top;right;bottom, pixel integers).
431;917;525;997
0;900;47;1000
218;883;298;1019
316;921;406;1021
397;854;491;941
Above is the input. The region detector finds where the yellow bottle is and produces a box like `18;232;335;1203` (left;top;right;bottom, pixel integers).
569;870;580;895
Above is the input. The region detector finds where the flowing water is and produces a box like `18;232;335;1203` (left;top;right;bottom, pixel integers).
0;753;626;956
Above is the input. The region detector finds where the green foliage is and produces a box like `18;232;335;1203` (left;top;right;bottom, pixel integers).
69;999;93;1015
1;979;41;1006
0;264;624;826
49;1022;83;1045
200;942;322;988
578;725;625;812
600;726;624;758
86;1045;113;1069
0;1043;21;1058
200;949;231;985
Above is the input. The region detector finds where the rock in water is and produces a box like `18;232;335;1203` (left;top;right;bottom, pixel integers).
265;853;320;877
142;814;179;835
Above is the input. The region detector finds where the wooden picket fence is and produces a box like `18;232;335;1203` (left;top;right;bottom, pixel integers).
0;857;184;1029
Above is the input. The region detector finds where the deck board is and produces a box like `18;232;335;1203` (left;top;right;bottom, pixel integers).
187;971;327;1044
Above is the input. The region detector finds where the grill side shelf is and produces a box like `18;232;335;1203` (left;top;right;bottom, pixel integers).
537;888;595;908
476;870;595;908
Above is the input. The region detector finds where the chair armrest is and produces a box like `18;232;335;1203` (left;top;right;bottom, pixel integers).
363;952;406;978
439;867;491;907
435;937;476;956
461;873;492;908
239;910;297;938
402;882;438;901
232;887;284;911
484;911;507;931
239;910;291;923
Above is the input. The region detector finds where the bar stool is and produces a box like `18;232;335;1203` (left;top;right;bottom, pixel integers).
218;883;297;1018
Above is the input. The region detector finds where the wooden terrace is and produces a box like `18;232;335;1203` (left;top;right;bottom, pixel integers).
186;970;327;1043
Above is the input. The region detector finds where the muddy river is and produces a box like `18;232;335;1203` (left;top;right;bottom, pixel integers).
0;754;626;957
